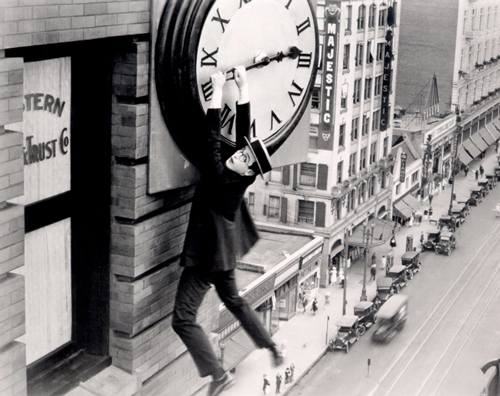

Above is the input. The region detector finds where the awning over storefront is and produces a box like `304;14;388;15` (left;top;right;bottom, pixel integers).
348;219;397;247
470;133;489;152
457;145;474;166
402;194;422;212
487;123;500;140
463;138;482;158
224;329;256;371
479;127;495;145
392;201;413;220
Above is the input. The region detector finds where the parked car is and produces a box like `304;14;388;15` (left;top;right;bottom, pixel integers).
401;251;421;276
477;181;490;197
422;230;441;251
494;166;500;179
434;231;457;256
469;187;483;206
438;215;460;232
372;294;409;343
374;277;395;308
450;204;469;224
328;315;362;353
386;265;410;293
485;173;497;187
353;301;378;335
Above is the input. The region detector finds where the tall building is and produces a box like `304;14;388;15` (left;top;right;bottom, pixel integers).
396;0;500;197
248;0;400;288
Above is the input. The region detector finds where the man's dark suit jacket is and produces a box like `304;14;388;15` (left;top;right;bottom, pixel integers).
180;103;260;272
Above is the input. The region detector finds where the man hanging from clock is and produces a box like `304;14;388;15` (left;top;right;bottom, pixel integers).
172;66;284;396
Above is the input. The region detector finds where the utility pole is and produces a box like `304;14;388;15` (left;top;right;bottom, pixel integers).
448;108;462;215
360;219;375;301
342;228;348;315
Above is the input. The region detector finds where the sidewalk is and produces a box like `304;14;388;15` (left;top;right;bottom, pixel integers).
201;146;499;396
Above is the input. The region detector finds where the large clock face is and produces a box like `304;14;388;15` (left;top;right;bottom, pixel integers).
155;0;318;167
195;0;318;147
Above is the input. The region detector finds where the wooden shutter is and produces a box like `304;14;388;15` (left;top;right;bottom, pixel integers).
315;202;326;227
280;197;288;223
317;164;328;190
282;166;290;185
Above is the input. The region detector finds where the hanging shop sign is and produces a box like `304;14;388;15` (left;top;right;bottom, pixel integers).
380;30;394;131
8;58;71;205
318;0;341;150
399;152;406;183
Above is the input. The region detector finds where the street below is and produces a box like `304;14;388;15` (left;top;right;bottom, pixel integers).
289;167;500;396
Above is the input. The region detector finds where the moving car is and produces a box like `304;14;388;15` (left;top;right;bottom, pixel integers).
372;294;409;343
401;251;421;276
353;301;378;335
434;230;457;256
328;315;362;353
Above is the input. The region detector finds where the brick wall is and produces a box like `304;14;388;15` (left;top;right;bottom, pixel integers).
0;0;149;50
0;55;26;396
109;41;216;396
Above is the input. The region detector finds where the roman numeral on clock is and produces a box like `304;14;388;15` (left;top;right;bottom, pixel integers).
270;111;282;130
288;81;304;107
212;8;230;33
221;104;235;134
201;80;213;102
200;47;219;67
297;52;312;68
284;0;293;9
296;18;311;36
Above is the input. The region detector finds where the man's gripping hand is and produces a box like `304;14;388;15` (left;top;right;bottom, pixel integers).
233;66;249;104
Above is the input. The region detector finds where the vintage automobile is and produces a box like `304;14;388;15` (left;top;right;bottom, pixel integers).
387;265;410;293
374;277;395;308
401;251;421;276
434;231;457;256
485;173;497;187
469;187;483;206
353;301;378;335
328;315;362;353
438;215;460;232
422;230;441;251
494;166;500;178
372;294;409;343
478;178;492;193
450;204;469;224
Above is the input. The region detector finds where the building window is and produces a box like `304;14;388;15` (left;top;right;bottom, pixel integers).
346;5;352;32
299;163;316;186
358;5;366;30
248;192;255;214
374;75;382;96
376;43;385;61
411;170;419;183
298;200;314;224
268;196;280;218
479;8;484;30
343;44;350;70
362;114;370;136
341;83;348;109
471;9;476;31
380;170;386;189
348;190;355;211
372;109;380;132
269;168;282;183
369;175;376;196
364;77;372;100
379;7;387;26
369;5;376;28
337;161;343;184
349;153;357;177
370;142;377;164
353;78;361;103
351;117;359;141
366;40;374;64
383;137;388;157
355;43;364;66
395;184;400;195
311;87;320;109
360;147;367;170
339;123;346;147
358;182;366;204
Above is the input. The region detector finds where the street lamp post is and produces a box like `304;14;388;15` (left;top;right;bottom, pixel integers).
219;339;226;367
360;220;375;301
448;109;462;215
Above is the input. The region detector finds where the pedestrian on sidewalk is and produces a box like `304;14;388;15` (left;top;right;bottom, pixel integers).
370;263;376;281
371;253;377;266
263;374;271;394
464;165;469;177
329;266;337;285
302;296;308;314
475;169;479;180
408;214;414;227
284;367;291;384
420;231;425;246
339;269;345;288
324;292;331;308
380;255;387;271
429;193;433;205
290;363;295;382
480;165;484;177
311;298;318;315
275;373;282;394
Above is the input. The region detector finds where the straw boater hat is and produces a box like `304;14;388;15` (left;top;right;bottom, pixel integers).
244;137;272;177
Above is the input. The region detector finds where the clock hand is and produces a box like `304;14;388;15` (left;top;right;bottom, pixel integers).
226;46;302;80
